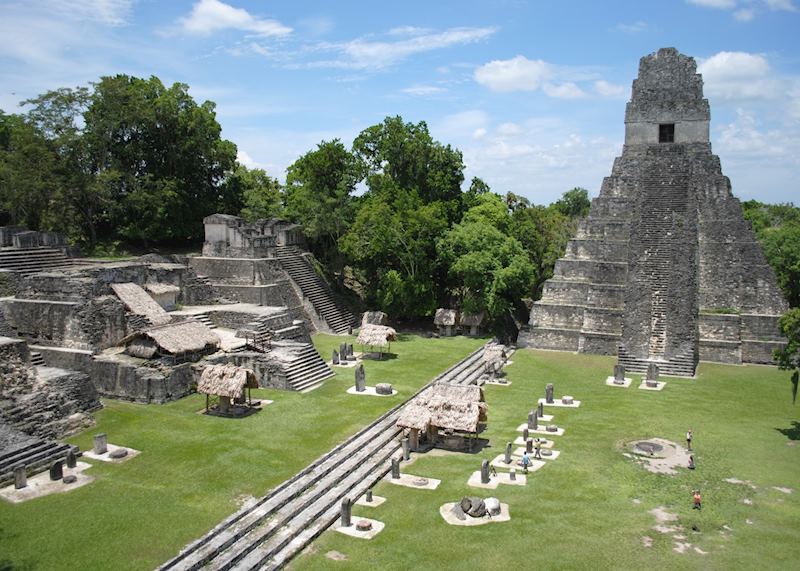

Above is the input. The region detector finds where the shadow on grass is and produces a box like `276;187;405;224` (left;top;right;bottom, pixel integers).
360;352;398;361
775;421;800;440
0;527;34;571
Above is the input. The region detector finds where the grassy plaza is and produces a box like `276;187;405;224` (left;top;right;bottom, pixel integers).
1;334;798;570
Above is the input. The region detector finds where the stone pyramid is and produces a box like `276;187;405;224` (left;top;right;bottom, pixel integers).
518;48;788;376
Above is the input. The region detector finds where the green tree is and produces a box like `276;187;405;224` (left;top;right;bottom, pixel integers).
84;75;237;244
438;195;534;320
775;308;800;404
352;115;465;223
554;187;591;218
340;190;447;317
285;140;359;275
230;165;283;222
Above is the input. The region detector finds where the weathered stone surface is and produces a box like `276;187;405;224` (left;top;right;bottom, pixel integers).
14;465;27;489
485;497;501;516
480;459;490;484
518;48;788;373
109;448;128;459
93;433;108;455
562;396;574;405
546;425;558;433
546;384;554;404
49;460;63;481
332;349;339;365
63;474;77;484
354;364;366;392
355;519;372;531
391;458;400;479
375;383;392;395
401;437;410;461
340;497;351;527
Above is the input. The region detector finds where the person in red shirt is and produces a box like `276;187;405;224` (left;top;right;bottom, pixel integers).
693;490;702;510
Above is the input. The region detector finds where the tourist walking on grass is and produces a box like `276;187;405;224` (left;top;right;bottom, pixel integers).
693;490;702;510
534;438;543;460
686;428;693;450
688;455;695;470
522;451;530;474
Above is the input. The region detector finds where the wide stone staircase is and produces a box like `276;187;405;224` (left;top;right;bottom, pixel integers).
0;436;74;487
618;148;697;377
0;248;75;275
158;343;500;571
276;246;355;334
275;341;335;392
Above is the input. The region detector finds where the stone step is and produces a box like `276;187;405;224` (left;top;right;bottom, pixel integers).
158;344;493;570
29;351;45;366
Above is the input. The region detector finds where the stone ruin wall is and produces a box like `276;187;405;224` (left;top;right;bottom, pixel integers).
519;48;788;369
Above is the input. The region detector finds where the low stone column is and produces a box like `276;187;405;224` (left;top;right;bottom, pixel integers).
401;437;410;461
409;428;419;451
646;363;659;382
66;449;77;469
340;497;352;527
545;383;554;404
527;410;535;429
391;458;400;479
614;363;625;381
523;427;529;441
354;364;366;392
537;402;544;417
93;433;108;455
532;411;539;431
504;442;513;464
14;465;27;489
332;349;339;365
481;459;490;484
526;438;533;453
366;489;373;503
49;460;63;481
509;468;516;481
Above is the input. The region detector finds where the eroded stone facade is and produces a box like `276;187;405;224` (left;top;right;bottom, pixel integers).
518;48;788;374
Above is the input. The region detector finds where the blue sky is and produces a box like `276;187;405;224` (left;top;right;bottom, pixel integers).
1;0;798;205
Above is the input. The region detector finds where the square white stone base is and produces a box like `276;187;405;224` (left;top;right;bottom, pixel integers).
605;377;632;387
638;381;666;391
355;494;386;507
467;470;527;489
335;517;384;539
384;473;441;490
0;461;93;503
346;386;397;397
440;502;511;526
83;444;141;463
513;448;560;460
490;454;546;472
538;397;581;408
513;437;554;448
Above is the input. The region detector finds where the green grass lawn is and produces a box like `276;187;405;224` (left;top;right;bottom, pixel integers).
0;334;485;571
291;349;800;571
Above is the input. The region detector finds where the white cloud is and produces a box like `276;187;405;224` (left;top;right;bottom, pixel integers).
316;26;496;70
734;8;756;20
236;149;263;169
387;26;432;36
179;0;291;37
688;0;737;8
48;0;134;26
543;82;587;99
474;56;552;92
687;0;797;20
472;128;487;139
594;80;627;97
400;85;447;96
698;51;782;100
434;110;489;139
616;21;647;33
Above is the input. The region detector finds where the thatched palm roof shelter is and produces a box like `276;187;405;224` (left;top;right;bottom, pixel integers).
357;324;397;354
396;382;487;434
198;364;257;398
434;309;457;326
122;321;220;360
361;311;388;326
110;282;171;326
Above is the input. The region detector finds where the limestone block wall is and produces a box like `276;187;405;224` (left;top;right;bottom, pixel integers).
207;352;292;390
91;358;195;403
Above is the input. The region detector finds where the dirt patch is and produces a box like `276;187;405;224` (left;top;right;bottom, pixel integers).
649;506;678;524
673;541;691;553
627;439;690;475
723;477;757;489
325;551;348;561
641;536;653;548
772;486;793;494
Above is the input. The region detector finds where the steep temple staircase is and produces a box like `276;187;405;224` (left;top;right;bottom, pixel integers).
275;246;356;334
618;147;698;377
0;248;76;275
